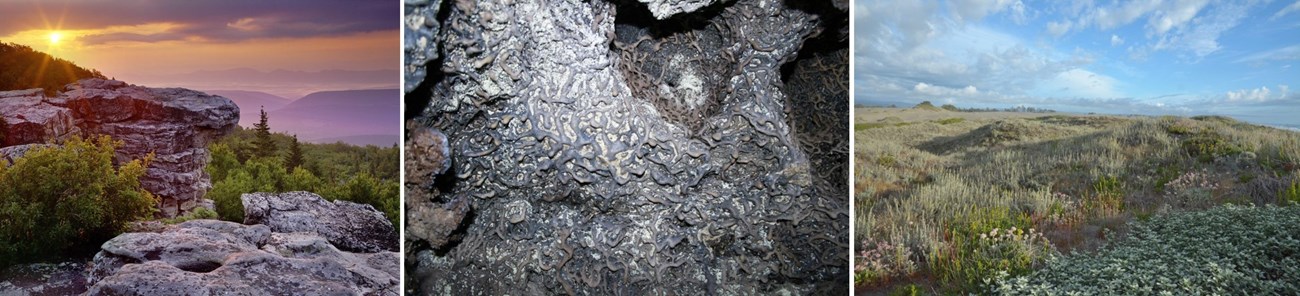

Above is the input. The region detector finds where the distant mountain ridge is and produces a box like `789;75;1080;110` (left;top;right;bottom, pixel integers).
133;68;398;99
262;89;398;146
205;90;292;127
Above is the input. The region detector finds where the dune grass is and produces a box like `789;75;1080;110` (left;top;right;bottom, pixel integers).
854;114;1300;294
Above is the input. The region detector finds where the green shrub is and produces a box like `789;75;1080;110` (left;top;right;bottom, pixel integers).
0;136;154;266
1282;179;1300;205
889;284;925;296
1182;130;1244;162
856;123;886;131
283;167;324;192
877;154;897;167
320;172;400;227
162;207;219;224
929;207;1047;292
941;104;959;112
206;143;240;182
208;157;286;222
1088;175;1124;214
989;204;1300;295
936;118;964;125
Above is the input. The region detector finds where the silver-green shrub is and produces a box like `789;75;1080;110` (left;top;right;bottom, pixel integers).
989;204;1300;295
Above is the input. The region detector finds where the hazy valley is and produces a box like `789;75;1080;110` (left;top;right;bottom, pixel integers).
211;88;399;147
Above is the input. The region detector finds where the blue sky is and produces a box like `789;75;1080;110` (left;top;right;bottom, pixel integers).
855;0;1300;127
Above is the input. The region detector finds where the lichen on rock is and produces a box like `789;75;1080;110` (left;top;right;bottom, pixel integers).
84;219;398;296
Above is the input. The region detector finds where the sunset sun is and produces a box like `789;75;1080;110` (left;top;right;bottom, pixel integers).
48;31;62;44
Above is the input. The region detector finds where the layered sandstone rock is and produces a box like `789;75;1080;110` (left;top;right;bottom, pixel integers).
242;191;399;253
0;79;239;217
0;89;77;146
85;219;398;296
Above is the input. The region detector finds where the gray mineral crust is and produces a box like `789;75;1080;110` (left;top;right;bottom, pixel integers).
404;0;848;294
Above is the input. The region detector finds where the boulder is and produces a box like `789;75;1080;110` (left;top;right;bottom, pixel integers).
0;262;88;296
0;89;77;147
242;191;398;253
0;144;55;165
0;79;239;217
85;219;398;296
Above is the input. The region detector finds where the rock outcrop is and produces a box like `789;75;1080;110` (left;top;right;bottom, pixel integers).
242;191;398;253
0;262;88;295
0;143;54;165
85;219;398;296
0;89;77;146
0;79;239;217
404;0;848;294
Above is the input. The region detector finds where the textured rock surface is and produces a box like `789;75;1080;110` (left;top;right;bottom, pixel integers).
0;89;77;147
0;262;88;296
638;0;722;19
405;0;848;294
242;191;398;253
0;79;239;217
85;219;398;296
403;0;443;93
0;144;54;165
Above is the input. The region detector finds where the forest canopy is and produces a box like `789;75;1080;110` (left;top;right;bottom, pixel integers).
0;42;107;95
206;110;400;228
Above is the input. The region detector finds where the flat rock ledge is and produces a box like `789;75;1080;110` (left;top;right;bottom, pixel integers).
243;191;399;253
84;219;398;296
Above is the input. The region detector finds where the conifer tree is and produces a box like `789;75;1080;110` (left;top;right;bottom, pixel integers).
253;107;277;158
286;134;305;170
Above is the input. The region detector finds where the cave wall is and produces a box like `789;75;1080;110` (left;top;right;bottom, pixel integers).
404;0;849;294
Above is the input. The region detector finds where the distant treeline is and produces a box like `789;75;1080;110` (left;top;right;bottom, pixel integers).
853;102;1056;113
957;105;1057;113
0;42;106;95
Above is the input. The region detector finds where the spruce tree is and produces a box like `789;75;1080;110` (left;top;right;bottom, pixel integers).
286;135;305;170
253;107;277;158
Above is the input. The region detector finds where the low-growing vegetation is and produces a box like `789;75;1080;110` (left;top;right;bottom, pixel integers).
935;118;964;125
855;111;1300;294
0;136;154;266
207;109;400;227
989;204;1300;295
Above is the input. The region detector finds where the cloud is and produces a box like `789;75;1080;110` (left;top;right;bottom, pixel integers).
914;82;979;97
856;0;1091;107
1036;68;1123;99
1047;0;1259;59
1046;20;1071;36
1226;86;1274;102
1084;1;1164;30
0;0;394;44
1273;1;1300;20
1219;85;1291;104
949;0;1021;23
1146;0;1210;36
1111;34;1124;46
1235;44;1300;64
